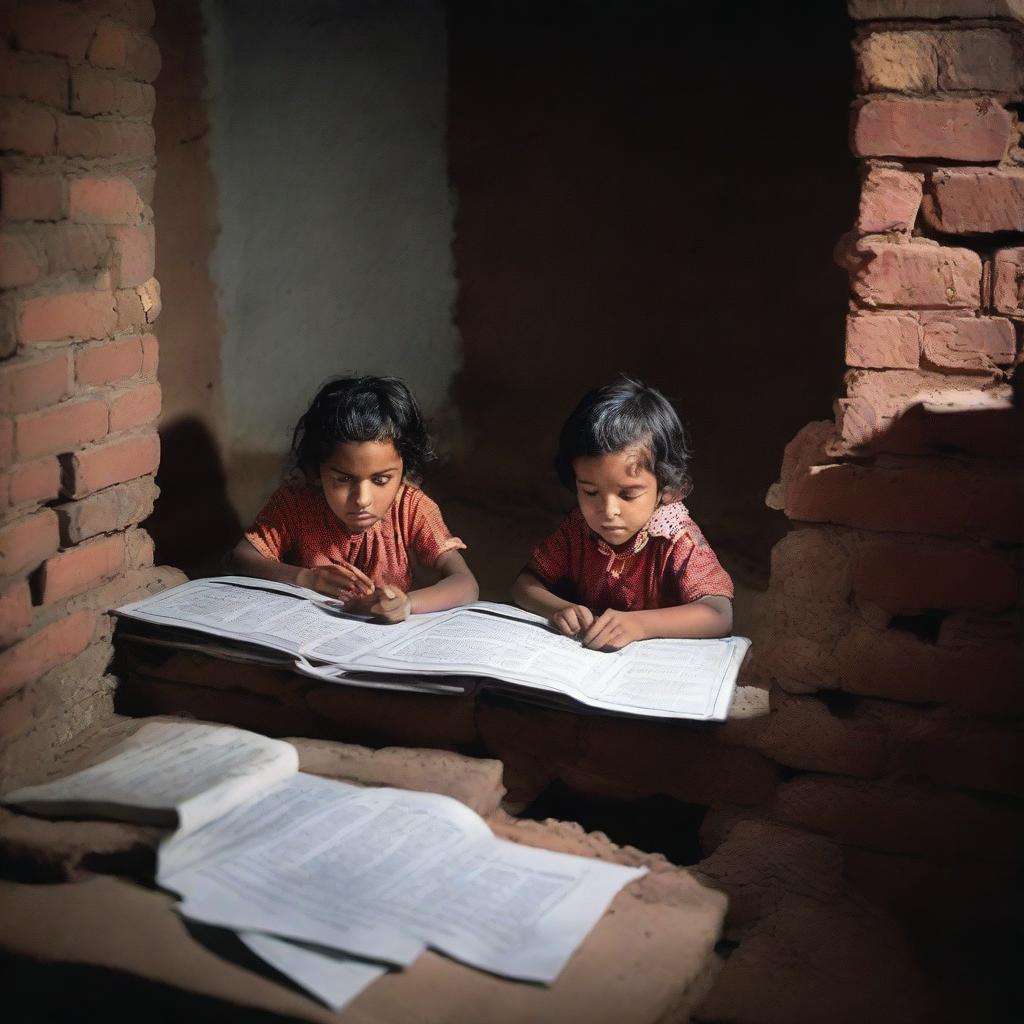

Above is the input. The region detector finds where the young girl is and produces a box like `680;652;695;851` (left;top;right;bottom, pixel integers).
231;376;478;622
512;377;733;649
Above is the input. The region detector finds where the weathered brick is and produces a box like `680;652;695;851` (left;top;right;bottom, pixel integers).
850;0;1024;16
0;52;69;108
9;456;61;507
855;31;936;93
0;296;15;359
71;66;155;118
0;508;59;577
0;684;35;740
37;533;126;605
39;222;109;275
0;351;70;414
89;0;156;30
124;525;154;569
108;381;160;432
57;116;155;161
847;242;981;309
115;277;160;331
0;581;32;645
922;169;1024;235
13;1;97;60
1;172;63;221
857;167;923;234
68;175;142;225
0;610;96;700
109;223;154;287
60;432;159;498
17;290;117;345
846;313;921;369
921;315;1016;372
0;417;12;469
75;337;143;387
0;99;56;155
87;18;160;80
0;231;44;288
852;99;1012;162
140;333;158;378
854;538;1018;614
935;29;1024;93
55;474;157;544
14;398;108;460
991;247;1024;316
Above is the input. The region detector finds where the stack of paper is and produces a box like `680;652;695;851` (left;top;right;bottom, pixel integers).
2;722;645;1011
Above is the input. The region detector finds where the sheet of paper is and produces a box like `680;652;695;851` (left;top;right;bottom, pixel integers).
1;721;298;835
160;773;644;983
239;932;387;1011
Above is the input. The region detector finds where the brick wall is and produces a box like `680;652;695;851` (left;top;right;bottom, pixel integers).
0;0;183;782
741;2;1024;919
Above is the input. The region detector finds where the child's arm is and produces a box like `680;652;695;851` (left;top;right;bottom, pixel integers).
365;550;479;623
581;595;733;650
228;537;374;600
512;570;596;636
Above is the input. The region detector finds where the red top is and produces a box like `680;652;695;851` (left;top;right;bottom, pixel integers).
245;482;465;592
527;502;733;612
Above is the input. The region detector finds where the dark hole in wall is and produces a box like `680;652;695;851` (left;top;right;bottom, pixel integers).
445;0;856;585
521;780;709;866
888;609;946;644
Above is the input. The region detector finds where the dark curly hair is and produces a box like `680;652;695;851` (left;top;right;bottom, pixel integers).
291;376;435;481
555;376;692;497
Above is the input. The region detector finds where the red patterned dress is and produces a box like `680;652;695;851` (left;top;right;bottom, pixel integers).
526;502;733;612
244;482;465;593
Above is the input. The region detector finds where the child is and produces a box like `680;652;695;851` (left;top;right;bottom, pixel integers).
230;375;478;622
512;377;733;649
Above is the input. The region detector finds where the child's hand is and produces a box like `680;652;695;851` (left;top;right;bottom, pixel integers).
551;604;595;638
582;609;646;651
369;585;412;623
298;563;374;601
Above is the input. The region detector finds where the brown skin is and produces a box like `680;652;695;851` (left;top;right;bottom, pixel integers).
512;449;733;649
229;439;478;623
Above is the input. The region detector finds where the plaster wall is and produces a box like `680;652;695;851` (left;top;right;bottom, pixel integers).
202;0;459;519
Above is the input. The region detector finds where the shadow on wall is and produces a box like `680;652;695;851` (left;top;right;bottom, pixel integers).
145;418;242;579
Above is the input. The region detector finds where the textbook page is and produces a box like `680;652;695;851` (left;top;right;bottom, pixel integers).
239;932;387;1011
1;721;298;835
160;773;644;983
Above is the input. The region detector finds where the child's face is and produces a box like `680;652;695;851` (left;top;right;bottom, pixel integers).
318;440;403;534
573;448;662;548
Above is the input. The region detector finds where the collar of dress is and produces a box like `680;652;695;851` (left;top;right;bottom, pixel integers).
593;502;690;572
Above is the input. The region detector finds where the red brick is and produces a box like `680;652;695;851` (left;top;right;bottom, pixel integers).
1;172;63;221
89;0;156;30
850;1;1024;19
14;1;97;60
57;115;155;160
0;507;59;577
935;29;1024;93
922;169;1024;235
0;231;44;288
39;222;109;275
68;175;142;225
854;539;1018;614
0;684;35;740
852;99;1012;162
108;381;160;432
88;18;130;69
55;474;157;543
9;456;61;507
0;609;96;699
109;223;154;287
17;290;117;345
128;35;160;83
846;313;921;369
75;337;143;387
0;53;69;108
848;242;981;309
0;351;70;414
921;316;1016;372
857;167;923;234
0;417;12;469
61;432;159;498
71;66;155;118
38;533;126;604
140;333;158;377
0;581;33;644
991;247;1024;316
0;472;8;507
14;398;108;460
0;99;56;155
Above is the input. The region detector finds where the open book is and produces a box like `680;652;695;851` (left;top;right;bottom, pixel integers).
115;577;749;721
2;721;644;1005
